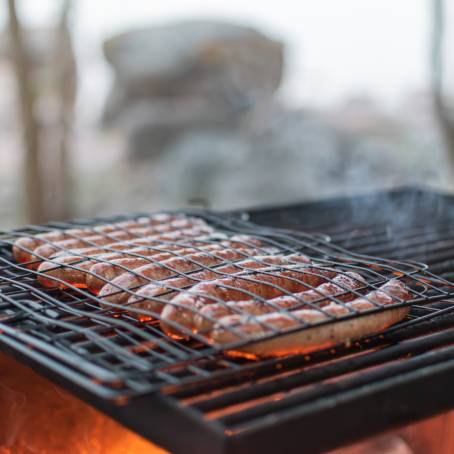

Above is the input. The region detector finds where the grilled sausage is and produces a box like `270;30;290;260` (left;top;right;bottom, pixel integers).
194;271;365;333
36;232;265;289
37;247;217;290
210;280;411;357
12;214;188;263
160;265;335;338
37;235;267;291
37;243;226;290
86;246;220;293
30;225;214;264
98;248;265;309
48;233;262;260
126;254;309;320
85;241;268;293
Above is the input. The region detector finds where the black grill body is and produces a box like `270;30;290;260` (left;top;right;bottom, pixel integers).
2;187;454;454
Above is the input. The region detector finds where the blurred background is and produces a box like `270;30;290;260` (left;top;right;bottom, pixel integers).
0;0;452;228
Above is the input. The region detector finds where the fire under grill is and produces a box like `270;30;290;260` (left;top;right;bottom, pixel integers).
1;187;454;453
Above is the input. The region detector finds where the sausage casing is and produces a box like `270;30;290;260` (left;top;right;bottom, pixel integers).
38;243;226;290
30;222;213;263
12;214;190;263
126;254;309;320
98;248;264;309
194;271;365;333
160;265;334;338
210;280;411;356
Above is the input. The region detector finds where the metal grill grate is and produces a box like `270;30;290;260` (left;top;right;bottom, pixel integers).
2;188;454;454
0;207;453;400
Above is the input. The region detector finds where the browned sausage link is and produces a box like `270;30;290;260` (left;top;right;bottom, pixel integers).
37;247;207;290
47;233;259;260
85;244;233;292
85;242;263;293
12;215;169;263
37;236;266;291
37;252;122;289
50;243;142;259
195;271;365;333
160;266;335;338
17;217;209;265
47;244;157;263
37;242;226;290
29;224;214;264
87;249;214;293
30;220;211;262
98;248;263;309
126;255;305;320
37;234;242;289
37;250;150;289
211;280;411;346
12;213;187;263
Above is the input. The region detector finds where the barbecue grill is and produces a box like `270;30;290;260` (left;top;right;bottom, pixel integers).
2;187;454;453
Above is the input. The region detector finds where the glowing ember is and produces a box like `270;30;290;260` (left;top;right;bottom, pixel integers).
0;353;167;454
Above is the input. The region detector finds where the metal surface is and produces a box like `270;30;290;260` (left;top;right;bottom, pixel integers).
1;187;454;453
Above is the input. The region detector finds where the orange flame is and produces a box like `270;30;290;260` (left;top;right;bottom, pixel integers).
0;353;167;454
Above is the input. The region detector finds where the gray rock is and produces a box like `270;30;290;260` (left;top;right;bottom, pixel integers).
122;96;242;159
102;20;283;125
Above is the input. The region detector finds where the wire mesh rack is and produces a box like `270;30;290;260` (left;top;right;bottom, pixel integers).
0;209;453;400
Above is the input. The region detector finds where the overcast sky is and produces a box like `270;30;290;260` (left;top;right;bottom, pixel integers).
1;0;430;111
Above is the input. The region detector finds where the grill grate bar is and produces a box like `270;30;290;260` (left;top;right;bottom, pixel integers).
190;326;454;414
217;330;454;428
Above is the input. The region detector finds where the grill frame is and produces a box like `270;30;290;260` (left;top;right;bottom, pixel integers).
0;206;441;398
2;187;454;453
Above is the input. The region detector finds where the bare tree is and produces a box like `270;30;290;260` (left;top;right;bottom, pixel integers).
432;0;454;177
7;0;76;223
52;0;76;219
7;0;45;223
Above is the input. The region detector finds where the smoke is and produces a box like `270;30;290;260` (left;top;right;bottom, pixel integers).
138;101;449;217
